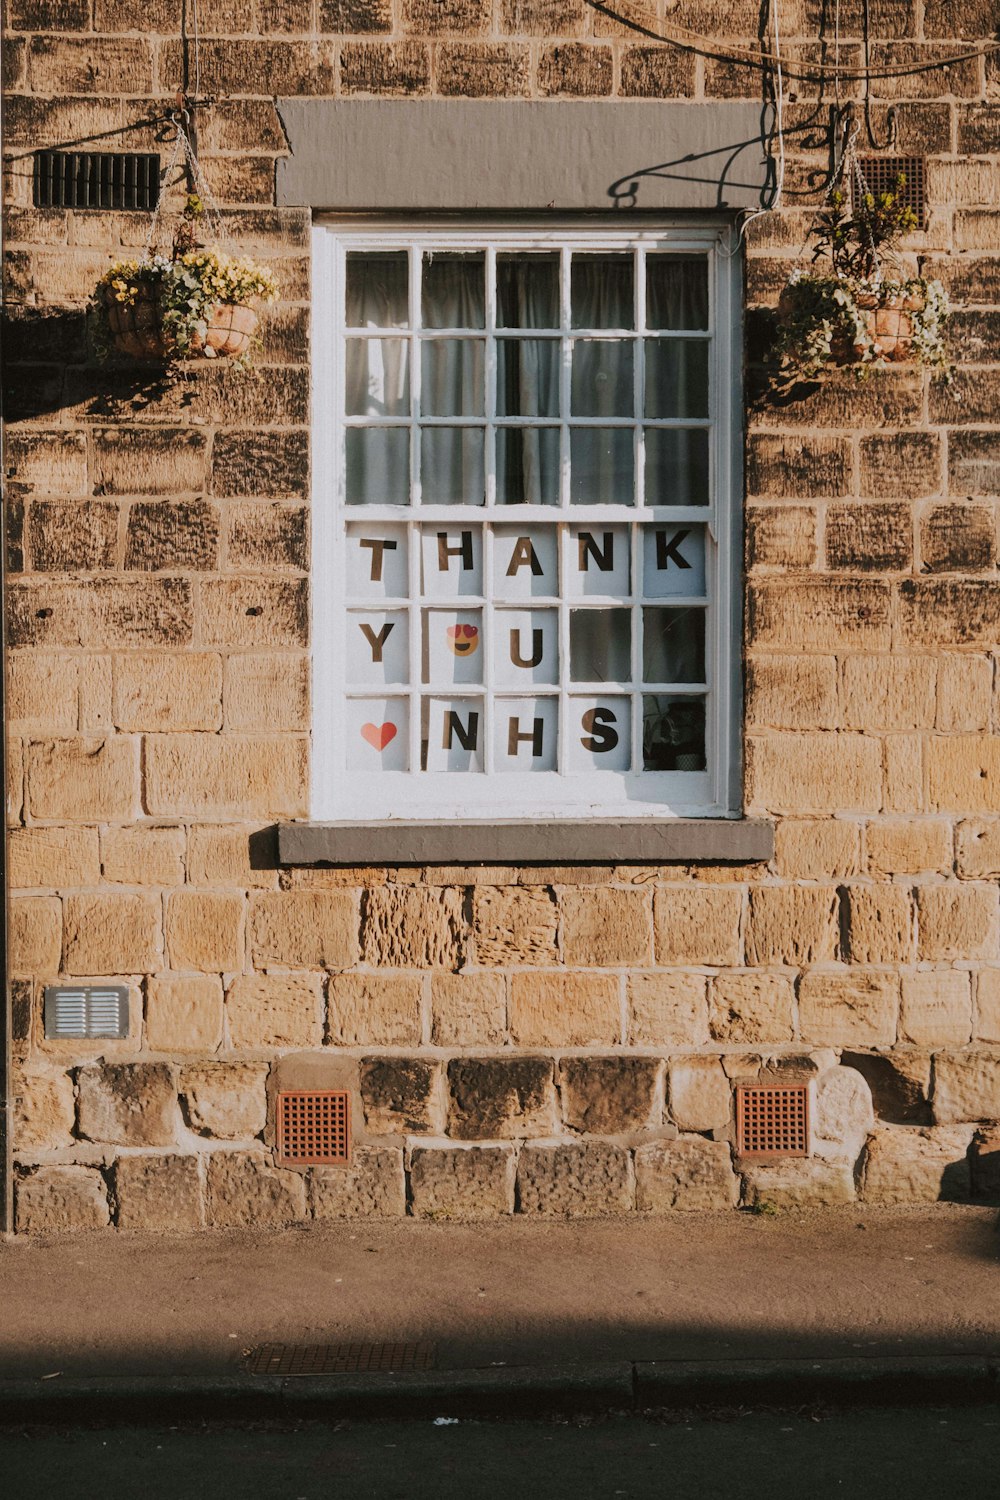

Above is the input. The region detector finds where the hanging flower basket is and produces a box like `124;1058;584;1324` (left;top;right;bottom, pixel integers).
92;248;277;367
773;165;950;381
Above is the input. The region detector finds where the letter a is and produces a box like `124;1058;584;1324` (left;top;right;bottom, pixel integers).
506;536;543;577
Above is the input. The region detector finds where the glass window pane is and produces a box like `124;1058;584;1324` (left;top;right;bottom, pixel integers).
421;340;484;417
570;609;631;683
644;429;709;506
346;338;410;417
347;696;409;771
642;607;705;684
496;428;560;506
497;253;560;329
423;608;483;686
346;252;408;328
571;340;634;418
570;429;634;505
571;253;634;329
646;255;708;330
346;428;410;505
347;610;409;685
420;428;485;505
496;339;560;418
642;695;706;771
423;696;485;772
644;340;709;419
422;252;485;329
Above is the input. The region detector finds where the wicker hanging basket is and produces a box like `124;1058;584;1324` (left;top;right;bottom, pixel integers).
100;283;169;361
200;302;259;359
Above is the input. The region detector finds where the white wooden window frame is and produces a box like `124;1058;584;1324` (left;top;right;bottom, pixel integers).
311;218;742;823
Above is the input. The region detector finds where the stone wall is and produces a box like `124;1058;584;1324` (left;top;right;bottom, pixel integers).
4;0;1000;1228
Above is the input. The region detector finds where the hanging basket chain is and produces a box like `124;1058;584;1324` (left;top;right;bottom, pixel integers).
142;116;233;263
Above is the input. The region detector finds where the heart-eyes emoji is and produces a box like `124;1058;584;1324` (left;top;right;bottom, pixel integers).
447;623;480;657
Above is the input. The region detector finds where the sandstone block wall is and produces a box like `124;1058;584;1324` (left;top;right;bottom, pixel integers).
4;0;1000;1227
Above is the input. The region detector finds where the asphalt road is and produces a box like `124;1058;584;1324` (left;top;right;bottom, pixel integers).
3;1406;998;1500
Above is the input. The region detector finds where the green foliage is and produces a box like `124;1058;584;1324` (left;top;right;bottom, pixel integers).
811;174;918;281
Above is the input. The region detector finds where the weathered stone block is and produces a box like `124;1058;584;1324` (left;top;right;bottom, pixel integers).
619;44;695;96
361;1057;443;1135
145;734;308;819
920;503;996;573
437;41;530;96
165;891;244;974
742;1159;857;1209
188;825;278;889
146;975;224;1054
124;500;219;572
537;42;612;95
842;885;913;965
341;38;431;92
320;0;392;31
361;887;462;968
917;884;998;960
327;973;422;1046
9;578;192;651
861;1125;974;1204
224;653;309;732
561;887;652;966
747;434;851;500
227;974;323;1050
101;826;185;887
826;502;912;572
709;972;795;1044
635;1137;739;1212
78;656;112;733
113;653;222;733
841;1050;932;1125
13;1065;75;1150
560;1057;661;1135
179;1062;268;1139
516;1143;632;1216
948;429;1000;495
63;892;160;976
16;1166;110;1233
401;0;489;31
841;656;935;732
977;969;1000;1043
448;1056;556;1140
77;1062;176;1146
811;1065;874;1164
7;653;77;735
211;430;308;498
9;896;61;976
898;580;1000;650
431;973;506;1046
746;733;882;814
627;972;708;1046
745;655;837;729
6;428;86;495
113;1155;203;1232
928;738;1000;814
937;656;992;733
866;819;952;877
747;580;891;653
668;1057;731;1132
28;500;118;572
933;1052;1000;1124
410;1145;515;1220
859;431;940;498
27;736;139;822
969;1126;1000;1201
509;972;619;1046
206;1152;308;1228
799;972;899;1048
310;1147;406;1218
653;886;743;967
250;890;357;969
774;819;860;879
900;971;972;1047
745;886;839;966
473;886;557;966
91;426;208;496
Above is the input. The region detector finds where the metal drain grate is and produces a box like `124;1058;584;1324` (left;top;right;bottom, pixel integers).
248;1342;437;1376
34;150;160;210
276;1089;351;1166
855;155;926;229
736;1084;810;1158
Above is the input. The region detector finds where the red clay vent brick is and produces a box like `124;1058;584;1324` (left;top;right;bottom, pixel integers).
855;156;926;229
276;1090;350;1166
736;1084;810;1158
249;1342;437;1376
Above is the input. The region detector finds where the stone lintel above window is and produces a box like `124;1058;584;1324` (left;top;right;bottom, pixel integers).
277;819;774;866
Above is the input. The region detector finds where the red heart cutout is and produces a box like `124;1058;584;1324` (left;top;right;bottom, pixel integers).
361;722;397;751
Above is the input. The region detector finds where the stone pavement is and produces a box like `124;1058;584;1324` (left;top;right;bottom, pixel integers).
1;1205;998;1421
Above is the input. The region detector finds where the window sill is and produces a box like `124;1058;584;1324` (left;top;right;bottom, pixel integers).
277;819;774;866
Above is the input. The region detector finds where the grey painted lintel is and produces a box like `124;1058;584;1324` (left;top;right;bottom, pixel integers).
275;100;771;212
277;819;774;867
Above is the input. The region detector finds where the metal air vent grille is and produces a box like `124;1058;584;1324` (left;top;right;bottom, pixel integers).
33;150;160;210
44;985;129;1039
249;1342;436;1376
854;156;926;229
736;1084;810;1158
276;1090;351;1166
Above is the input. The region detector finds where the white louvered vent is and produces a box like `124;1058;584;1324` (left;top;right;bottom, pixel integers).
44;985;129;1039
